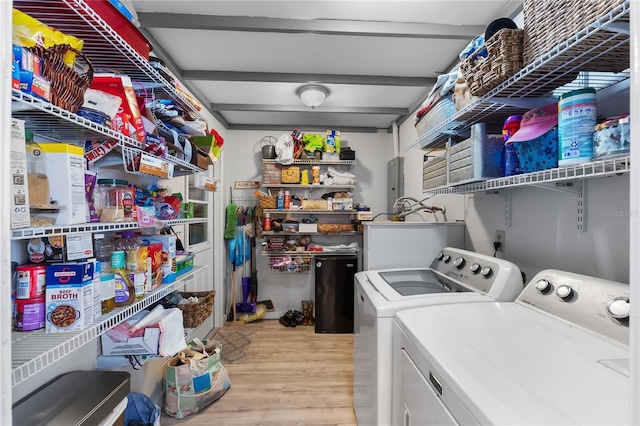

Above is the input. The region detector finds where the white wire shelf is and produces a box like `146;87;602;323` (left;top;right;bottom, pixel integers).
263;209;354;215
262;184;356;190
11;91;206;177
422;156;631;196
261;231;357;236
120;146;206;177
13;0;204;119
11;90;142;147
262;159;356;165
263;250;358;257
11;265;206;387
410;0;630;151
11;218;208;240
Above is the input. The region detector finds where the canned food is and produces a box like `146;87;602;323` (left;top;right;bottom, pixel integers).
16;264;46;299
15;296;45;331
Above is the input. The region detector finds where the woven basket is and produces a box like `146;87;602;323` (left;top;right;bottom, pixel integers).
178;291;215;329
258;195;277;209
30;44;94;113
523;0;628;71
317;223;354;234
460;28;524;97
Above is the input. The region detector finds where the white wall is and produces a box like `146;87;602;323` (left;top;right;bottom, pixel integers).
397;83;631;285
221;129;393;317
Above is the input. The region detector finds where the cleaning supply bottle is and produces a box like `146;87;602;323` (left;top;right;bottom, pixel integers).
112;250;135;307
277;190;284;210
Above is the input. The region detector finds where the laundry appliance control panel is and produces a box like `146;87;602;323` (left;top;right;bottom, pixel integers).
430;247;524;302
518;269;629;345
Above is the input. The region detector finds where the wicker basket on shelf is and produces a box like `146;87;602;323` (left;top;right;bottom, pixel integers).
258;195;277;209
317;223;354;234
522;0;629;71
460;28;524;97
30;44;94;113
178;291;215;329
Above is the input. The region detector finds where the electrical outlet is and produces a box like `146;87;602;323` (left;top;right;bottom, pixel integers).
494;230;505;252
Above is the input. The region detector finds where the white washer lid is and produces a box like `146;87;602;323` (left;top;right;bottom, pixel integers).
356;271;491;317
396;302;629;425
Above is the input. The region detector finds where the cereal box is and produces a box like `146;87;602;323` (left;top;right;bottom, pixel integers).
45;262;94;333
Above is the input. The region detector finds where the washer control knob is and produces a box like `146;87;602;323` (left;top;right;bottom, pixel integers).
480;266;493;278
606;297;630;320
436;252;444;261
535;279;551;293
453;257;465;269
556;285;573;300
442;255;451;263
470;263;481;274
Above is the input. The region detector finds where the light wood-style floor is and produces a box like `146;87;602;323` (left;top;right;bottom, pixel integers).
161;319;357;425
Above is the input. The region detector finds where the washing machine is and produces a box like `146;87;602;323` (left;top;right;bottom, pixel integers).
393;269;630;425
353;247;525;426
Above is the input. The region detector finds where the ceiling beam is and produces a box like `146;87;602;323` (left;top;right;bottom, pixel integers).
137;13;485;40
211;104;409;115
228;123;381;133
183;70;434;87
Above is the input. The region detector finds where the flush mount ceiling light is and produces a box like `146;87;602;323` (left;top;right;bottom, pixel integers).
296;84;330;109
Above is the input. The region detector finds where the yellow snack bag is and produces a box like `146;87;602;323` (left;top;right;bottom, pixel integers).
12;8;84;66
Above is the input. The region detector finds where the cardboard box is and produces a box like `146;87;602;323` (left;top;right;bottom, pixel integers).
101;327;160;356
45;262;94;333
38;143;87;225
139;235;176;283
298;223;318;233
281;166;300;183
357;211;373;221
10;118;30;229
332;198;353;211
26;236;66;264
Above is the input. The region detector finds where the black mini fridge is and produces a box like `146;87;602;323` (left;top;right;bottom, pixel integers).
314;255;358;333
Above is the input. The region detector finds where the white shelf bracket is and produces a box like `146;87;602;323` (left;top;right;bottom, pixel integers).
531;181;586;231
577;181;586;232
468;189;511;228
504;189;512;229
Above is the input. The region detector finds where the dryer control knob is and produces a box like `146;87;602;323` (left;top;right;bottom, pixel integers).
442;255;451;263
606;297;630;319
436;252;444;261
535;279;551;293
470;263;481;274
556;285;573;299
480;266;493;278
453;257;465;269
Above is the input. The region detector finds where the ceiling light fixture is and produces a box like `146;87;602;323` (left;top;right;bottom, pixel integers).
296;84;330;109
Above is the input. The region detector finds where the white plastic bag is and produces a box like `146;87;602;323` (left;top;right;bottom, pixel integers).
275;134;294;165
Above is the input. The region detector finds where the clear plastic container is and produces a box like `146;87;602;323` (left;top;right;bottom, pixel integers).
94;233;115;314
94;179;134;222
25;131;50;208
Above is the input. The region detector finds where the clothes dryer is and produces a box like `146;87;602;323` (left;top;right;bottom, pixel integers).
393;270;629;425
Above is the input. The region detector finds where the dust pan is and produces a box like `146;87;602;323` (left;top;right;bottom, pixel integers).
238;303;268;323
